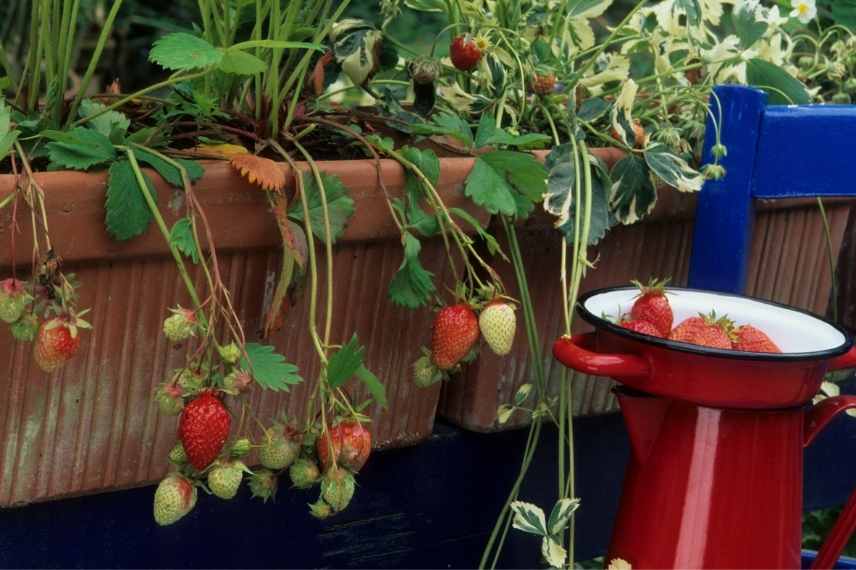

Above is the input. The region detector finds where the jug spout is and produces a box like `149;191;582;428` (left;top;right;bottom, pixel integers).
616;389;671;464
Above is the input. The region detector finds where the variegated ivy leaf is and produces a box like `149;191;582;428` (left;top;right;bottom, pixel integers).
610;155;657;225
644;143;705;193
544;144;613;244
610;79;638;147
497;404;514;425
510;501;548;536
566;0;614;49
331;19;383;87
541;537;567;569
547;498;581;536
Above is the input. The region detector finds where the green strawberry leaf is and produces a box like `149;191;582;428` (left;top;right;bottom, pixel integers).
288;172;355;244
45;127;116;170
731;2;767;48
149;32;222;71
465;150;546;217
219;48;267;75
134;146;204;187
78;99;130;143
0;101;19;162
545;145;613;244
609;154;657;225
240;343;302;392
388;232;435;309
356;365;387;408
327;334;365;389
577;97;610;122
745;58;810;105
400;146;440;237
410;112;474;148
169;217;200;263
474;114;550;149
105;160;156;241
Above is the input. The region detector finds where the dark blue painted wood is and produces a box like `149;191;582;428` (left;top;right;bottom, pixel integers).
754;105;856;199
687;85;767;293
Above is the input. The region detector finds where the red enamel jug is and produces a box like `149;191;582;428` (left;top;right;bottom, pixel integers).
553;287;856;569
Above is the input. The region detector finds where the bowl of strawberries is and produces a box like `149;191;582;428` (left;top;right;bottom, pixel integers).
553;281;856;409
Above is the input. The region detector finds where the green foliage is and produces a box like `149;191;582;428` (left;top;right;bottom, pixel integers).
465;151;547;217
327;334;366;389
149;32;223;71
643;143;704;193
398;146;440;237
388;232;436;308
134;147;204;187
45;127;116;171
105;160;156;241
169;217;200;264
746;58;811;105
0;102;19;161
218;49;267;75
240;343;302;392
288;172;355;243
79;100;130;143
609;154;657;225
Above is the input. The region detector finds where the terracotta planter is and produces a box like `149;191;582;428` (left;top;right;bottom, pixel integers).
440;187;853;431
0;157;487;507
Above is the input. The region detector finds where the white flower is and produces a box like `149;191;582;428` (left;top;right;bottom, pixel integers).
790;0;816;24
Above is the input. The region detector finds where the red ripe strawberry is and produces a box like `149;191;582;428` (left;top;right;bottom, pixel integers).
431;303;480;370
532;72;557;95
34;317;83;372
669;312;733;350
733;325;781;353
317;420;372;473
450;35;486;71
630;279;673;337
178;390;231;470
620;319;664;338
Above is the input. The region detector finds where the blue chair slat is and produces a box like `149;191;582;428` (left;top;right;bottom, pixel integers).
688;85;767;293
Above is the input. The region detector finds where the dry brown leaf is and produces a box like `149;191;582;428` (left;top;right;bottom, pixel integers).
196;143;250;159
263;193;306;337
230;154;286;191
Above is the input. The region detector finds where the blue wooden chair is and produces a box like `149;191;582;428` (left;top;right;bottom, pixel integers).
690;85;856;568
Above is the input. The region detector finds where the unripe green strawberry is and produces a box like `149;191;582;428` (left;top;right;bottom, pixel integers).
168;442;188;464
413;352;442;388
479;301;516;356
0;279;32;324
249;469;278;503
260;426;301;470
163;306;197;343
321;466;355;512
230;438;252;458
309;499;333;519
156;384;184;416
177;368;205;393
218;343;241;364
289;458;321;489
153;474;197;526
10;313;39;342
223;369;252;394
207;461;246;500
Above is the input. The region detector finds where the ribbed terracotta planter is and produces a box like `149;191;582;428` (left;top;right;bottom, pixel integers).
0;156;487;507
439;188;853;431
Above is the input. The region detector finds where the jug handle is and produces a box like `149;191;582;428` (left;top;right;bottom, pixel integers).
828;346;856;370
553;334;650;379
804;395;856;569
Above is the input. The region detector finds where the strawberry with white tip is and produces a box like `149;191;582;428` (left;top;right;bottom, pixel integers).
479;300;516;355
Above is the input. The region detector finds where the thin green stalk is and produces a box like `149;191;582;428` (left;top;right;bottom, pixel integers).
817;197;839;323
67;0;125;126
124;148;206;324
73;69;210;127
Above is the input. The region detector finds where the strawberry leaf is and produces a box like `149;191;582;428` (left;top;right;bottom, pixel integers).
149;32;222;71
169;217;200;263
134;147;204;187
78;99;130;143
105;160;156;241
410;112;474;148
327;334;365;389
0;101;19;162
465;151;546;218
400;146;439;237
219;49;267;75
356;365;387;409
610;154;657;225
288;172;354;244
45;127;116;170
545;148;613;244
241;343;302;392
643;143;704;193
388;232;435;308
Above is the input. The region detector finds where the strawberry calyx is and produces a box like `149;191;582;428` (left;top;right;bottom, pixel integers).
631;277;670;297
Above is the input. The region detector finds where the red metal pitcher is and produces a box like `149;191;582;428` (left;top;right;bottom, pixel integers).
553;286;856;569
